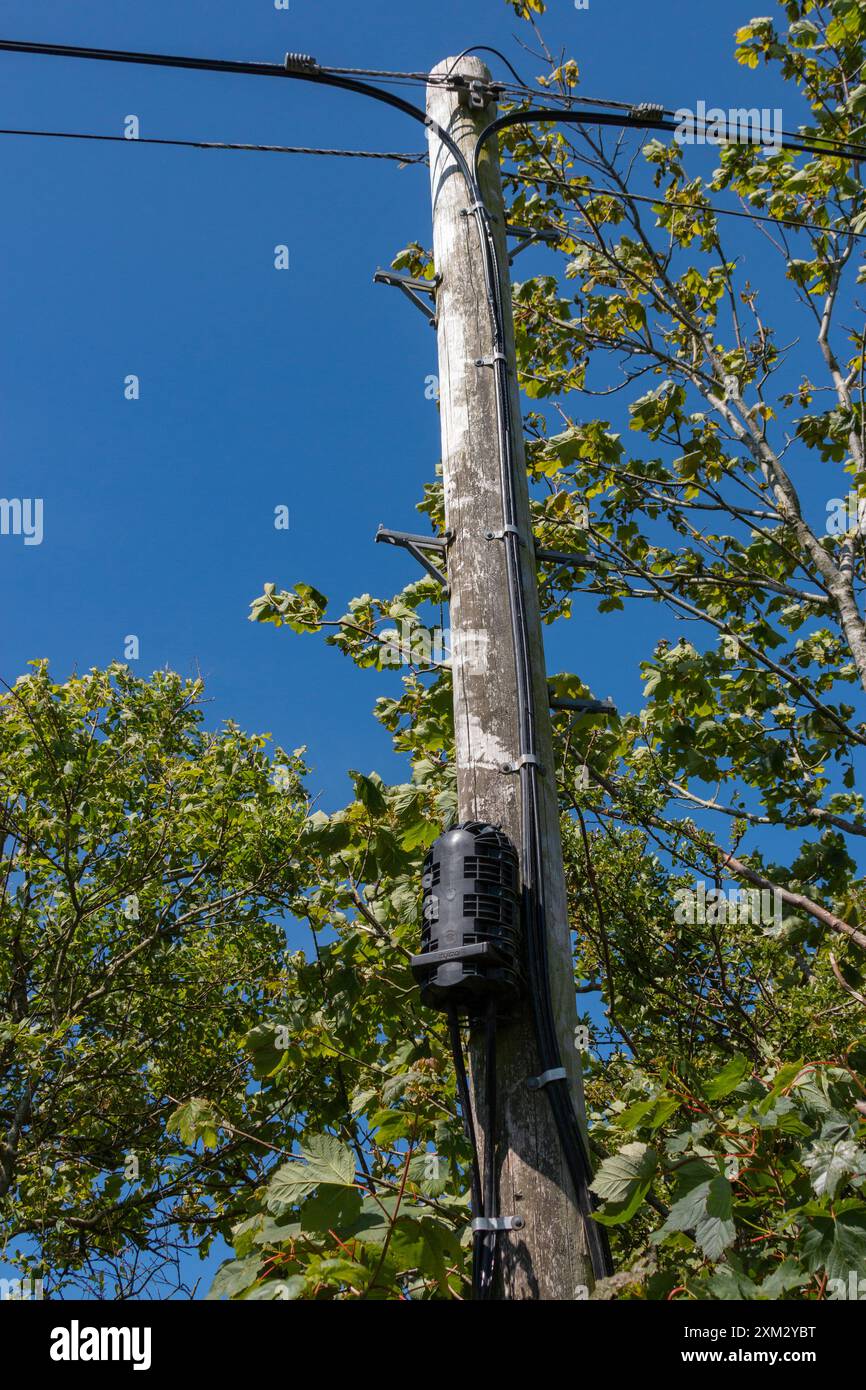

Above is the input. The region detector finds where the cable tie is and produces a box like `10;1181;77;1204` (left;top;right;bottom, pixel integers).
527;1066;567;1091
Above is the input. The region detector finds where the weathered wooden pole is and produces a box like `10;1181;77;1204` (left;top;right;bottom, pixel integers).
426;58;595;1300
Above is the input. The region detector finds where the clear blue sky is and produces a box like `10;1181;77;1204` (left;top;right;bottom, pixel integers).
0;0;797;814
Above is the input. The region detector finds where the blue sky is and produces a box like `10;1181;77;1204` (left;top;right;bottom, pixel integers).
0;0;799;814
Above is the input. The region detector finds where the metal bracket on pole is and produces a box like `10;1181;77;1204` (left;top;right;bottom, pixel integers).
373;269;440;328
448;76;503;111
535;544;589;568
474;351;507;367
549;696;618;717
375;525;449;591
500;753;544;775
485;524;522;543
505;223;562;264
527;1067;567;1091
471;1215;525;1233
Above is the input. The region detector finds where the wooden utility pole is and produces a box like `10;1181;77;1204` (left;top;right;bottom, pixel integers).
426;59;595;1300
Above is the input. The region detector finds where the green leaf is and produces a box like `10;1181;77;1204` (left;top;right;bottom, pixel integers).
244;1024;289;1079
705;1056;750;1100
803;1137;866;1200
591;1142;658;1203
205;1255;262;1300
242;1276;306;1301
766;1060;804;1099
387;1217;461;1286
800;1209;866;1282
267;1134;356;1212
369;1108;414;1147
756;1260;809;1299
266;1164;319;1210
590;1141;658;1222
166;1097;221;1150
299;1186;363;1236
698;1176;736;1261
659;1162;736;1260
350;771;388;817
299;1132;356;1185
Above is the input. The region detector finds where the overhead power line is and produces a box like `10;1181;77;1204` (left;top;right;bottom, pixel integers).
475;107;866;178
507;169;866;240
0;126;426;162
2;38;864;162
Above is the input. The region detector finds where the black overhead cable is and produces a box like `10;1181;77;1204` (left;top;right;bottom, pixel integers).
0;126;426;161
507;170;866;241
320;66;866;162
474;106;866;176
2;39;863;161
273;62;866;158
443;45;529;87
446;1006;486;1299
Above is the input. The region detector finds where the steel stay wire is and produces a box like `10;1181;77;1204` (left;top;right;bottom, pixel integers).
1;123;857;242
0;126;426;160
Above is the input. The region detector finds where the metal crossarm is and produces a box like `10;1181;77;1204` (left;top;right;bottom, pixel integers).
549;696;618;716
505;223;562;263
373;268;440;327
375;524;449;590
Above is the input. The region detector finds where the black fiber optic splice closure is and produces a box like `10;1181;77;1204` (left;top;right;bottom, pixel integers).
411;823;522;1012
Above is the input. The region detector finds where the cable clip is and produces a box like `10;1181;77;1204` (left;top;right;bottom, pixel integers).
485;524;521;542
474;351;507;367
471;1215;525;1233
284;53;320;71
500;753;544;775
527;1066;567;1091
